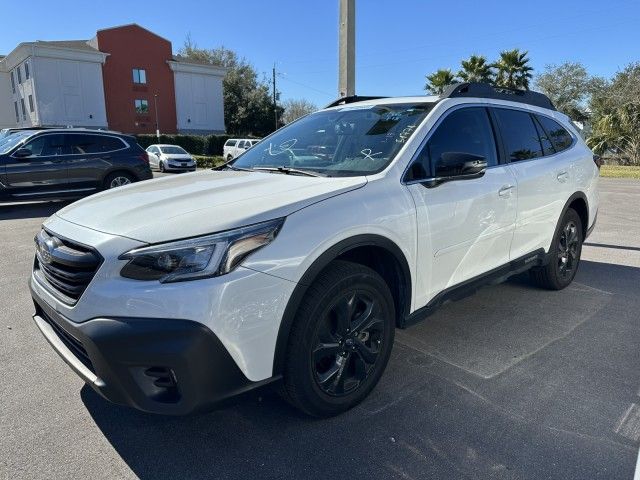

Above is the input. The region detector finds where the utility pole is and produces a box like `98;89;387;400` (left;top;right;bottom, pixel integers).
338;0;355;97
272;64;278;130
153;94;160;141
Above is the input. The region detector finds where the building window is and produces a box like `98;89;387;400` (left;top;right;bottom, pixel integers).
134;99;149;114
10;72;15;93
14;101;19;123
20;98;26;120
17;66;22;84
28;94;34;113
24;62;30;80
132;68;146;84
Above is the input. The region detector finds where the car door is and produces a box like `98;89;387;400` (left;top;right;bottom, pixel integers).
65;133;125;191
2;133;68;199
404;106;517;302
492;107;571;260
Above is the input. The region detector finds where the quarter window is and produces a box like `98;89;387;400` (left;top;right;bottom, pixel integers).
536;115;573;153
493;108;543;162
407;107;497;181
133;68;147;84
134;99;149;114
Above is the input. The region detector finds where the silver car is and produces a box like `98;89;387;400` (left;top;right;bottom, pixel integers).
146;144;196;173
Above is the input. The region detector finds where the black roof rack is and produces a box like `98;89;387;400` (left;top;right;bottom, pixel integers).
440;82;556;111
325;95;388;108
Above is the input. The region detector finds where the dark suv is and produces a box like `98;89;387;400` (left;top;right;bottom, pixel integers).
0;129;152;202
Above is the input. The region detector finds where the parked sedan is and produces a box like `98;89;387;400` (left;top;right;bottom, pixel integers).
146;144;197;173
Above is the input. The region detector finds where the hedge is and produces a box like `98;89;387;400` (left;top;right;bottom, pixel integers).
135;134;258;156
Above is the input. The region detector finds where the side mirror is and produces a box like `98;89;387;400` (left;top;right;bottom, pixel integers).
422;152;487;187
13;148;32;158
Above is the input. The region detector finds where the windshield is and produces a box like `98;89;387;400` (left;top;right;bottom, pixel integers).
232;103;434;177
0;131;34;154
161;146;188;154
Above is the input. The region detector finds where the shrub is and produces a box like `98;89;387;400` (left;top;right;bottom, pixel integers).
135;134;253;156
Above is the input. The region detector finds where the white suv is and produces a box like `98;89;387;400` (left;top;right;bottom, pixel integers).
223;138;259;161
30;83;598;417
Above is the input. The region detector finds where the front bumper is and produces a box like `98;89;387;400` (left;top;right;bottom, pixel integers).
31;289;275;415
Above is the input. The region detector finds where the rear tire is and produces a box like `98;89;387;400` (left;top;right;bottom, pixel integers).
530;207;583;290
104;172;135;190
281;260;395;417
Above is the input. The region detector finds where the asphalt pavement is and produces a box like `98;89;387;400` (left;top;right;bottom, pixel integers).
1;177;639;479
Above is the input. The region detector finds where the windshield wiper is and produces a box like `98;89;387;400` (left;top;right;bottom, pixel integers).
252;166;325;177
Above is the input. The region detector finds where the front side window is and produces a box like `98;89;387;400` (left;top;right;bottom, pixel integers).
493;108;543;162
233;102;434;177
226;140;237;147
22;134;67;157
407;107;497;181
536;115;573;153
133;68;147;84
134;99;149;114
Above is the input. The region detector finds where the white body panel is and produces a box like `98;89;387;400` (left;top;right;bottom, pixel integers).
30;95;600;383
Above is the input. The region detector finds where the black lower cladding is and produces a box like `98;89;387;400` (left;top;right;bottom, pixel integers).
32;293;275;415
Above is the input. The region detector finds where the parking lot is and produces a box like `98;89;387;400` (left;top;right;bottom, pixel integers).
1;177;639;479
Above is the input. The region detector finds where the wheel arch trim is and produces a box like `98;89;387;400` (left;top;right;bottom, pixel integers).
271;234;412;375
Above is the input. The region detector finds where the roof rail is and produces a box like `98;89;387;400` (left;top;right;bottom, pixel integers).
440;82;556;111
325;95;388;108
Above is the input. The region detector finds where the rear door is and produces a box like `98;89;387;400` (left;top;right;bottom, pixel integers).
3;133;68;199
492;107;572;259
65;133;128;191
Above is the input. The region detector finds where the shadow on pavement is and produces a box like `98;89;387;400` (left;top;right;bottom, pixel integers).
0;201;71;221
82;260;640;480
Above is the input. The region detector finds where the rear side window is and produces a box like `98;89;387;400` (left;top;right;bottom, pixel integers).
67;134;125;154
493;109;543;162
407;107;497;180
22;134;67;157
536;115;573;153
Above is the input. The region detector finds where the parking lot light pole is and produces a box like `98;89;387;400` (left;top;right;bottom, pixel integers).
339;0;355;97
154;94;160;141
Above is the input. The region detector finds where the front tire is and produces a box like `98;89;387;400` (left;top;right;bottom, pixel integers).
282;260;395;417
530;207;583;290
104;172;135;190
159;161;166;173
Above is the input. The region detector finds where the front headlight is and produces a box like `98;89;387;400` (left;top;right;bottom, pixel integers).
119;218;284;282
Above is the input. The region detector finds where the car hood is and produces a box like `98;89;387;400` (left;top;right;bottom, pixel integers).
55;170;366;243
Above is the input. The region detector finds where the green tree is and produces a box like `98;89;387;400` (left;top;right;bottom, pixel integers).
179;36;282;136
425;69;458;95
458;55;494;83
281;98;317;124
493;49;533;90
535;62;599;121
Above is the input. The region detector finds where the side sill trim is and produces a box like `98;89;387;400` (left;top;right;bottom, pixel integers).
401;248;546;328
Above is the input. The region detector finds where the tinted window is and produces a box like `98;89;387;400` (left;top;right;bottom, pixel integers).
22;134;67;157
408;107;497;180
67;134;125;154
536;115;573;153
533;116;555;156
226;140;237;147
494;109;543;162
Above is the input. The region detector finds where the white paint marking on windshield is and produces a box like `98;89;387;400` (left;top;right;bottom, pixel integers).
268;139;297;157
361;149;382;161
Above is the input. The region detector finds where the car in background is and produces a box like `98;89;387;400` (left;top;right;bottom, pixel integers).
146;144;197;173
0;128;152;202
223;138;260;161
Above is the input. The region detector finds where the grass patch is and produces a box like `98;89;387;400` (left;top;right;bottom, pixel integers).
194;155;225;168
600;165;640;179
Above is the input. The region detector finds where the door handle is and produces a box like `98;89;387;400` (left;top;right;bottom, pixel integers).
557;171;569;182
498;185;514;197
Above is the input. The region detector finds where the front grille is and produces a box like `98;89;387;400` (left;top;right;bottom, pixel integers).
34;229;102;305
38;306;95;374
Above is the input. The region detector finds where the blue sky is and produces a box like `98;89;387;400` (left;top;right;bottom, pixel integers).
2;0;639;106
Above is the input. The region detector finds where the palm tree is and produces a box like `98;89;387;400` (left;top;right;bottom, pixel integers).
493;49;533;90
458;55;494;83
425;69;458;95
